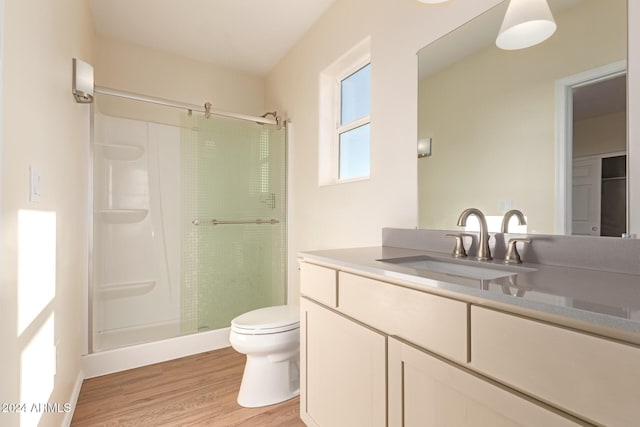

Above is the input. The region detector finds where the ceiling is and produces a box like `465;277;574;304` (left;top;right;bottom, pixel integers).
573;75;627;121
418;0;581;79
89;0;337;76
418;0;626;120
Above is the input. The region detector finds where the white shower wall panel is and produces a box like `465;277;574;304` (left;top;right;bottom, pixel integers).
94;116;148;210
98;115;148;152
106;162;149;208
94;115;181;342
97;222;157;286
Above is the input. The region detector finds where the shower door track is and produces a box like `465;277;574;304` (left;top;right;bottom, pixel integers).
94;86;279;125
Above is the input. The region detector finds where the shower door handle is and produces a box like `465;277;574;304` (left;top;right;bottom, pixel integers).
192;219;200;226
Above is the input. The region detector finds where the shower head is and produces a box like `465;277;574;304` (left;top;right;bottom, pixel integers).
257;111;282;129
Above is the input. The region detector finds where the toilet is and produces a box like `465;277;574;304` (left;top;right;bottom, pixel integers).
229;305;300;408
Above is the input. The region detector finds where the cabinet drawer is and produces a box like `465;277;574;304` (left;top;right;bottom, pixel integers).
300;262;338;307
338;272;468;364
471;306;640;427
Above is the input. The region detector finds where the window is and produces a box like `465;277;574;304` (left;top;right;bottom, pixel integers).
337;63;371;180
318;38;371;185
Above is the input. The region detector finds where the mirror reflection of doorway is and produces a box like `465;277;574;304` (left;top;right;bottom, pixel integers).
571;75;627;237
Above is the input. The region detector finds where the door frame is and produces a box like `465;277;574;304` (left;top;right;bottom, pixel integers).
555;60;627;235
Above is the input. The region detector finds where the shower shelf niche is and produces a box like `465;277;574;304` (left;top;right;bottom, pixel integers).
96;209;149;224
99;280;156;299
95;142;145;161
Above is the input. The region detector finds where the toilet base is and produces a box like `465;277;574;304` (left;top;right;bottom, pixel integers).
237;353;300;408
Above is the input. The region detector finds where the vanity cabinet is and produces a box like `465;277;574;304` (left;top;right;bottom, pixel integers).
299;260;638;427
388;338;580;427
300;297;386;427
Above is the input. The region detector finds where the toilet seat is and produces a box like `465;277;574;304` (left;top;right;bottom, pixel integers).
231;305;300;335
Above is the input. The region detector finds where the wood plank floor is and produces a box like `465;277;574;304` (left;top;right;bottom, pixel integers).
71;346;306;427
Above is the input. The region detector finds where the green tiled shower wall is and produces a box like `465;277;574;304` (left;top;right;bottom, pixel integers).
180;115;286;333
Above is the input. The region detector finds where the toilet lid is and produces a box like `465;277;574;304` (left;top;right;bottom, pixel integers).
231;305;300;335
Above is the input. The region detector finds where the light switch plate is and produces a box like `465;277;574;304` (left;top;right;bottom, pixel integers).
498;199;512;213
29;165;42;202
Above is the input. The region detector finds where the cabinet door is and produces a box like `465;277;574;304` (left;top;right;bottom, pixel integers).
300;298;386;427
388;338;582;427
471;306;640;426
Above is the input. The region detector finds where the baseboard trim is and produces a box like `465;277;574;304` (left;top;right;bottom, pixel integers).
63;370;84;427
82;328;231;378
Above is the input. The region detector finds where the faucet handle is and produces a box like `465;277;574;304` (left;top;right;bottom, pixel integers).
445;233;468;258
504;238;531;265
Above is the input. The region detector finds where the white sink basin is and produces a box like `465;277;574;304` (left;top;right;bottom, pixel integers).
377;255;535;281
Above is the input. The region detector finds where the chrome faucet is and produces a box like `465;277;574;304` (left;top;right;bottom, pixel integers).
457;208;492;261
501;209;526;233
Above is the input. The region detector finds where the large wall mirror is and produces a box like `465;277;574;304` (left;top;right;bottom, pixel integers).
418;0;628;236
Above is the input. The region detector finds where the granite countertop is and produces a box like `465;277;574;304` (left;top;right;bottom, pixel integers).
299;245;640;341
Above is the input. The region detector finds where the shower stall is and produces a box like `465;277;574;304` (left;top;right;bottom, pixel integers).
90;91;287;353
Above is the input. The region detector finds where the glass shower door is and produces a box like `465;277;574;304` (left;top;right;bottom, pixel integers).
91;105;287;352
180;115;287;333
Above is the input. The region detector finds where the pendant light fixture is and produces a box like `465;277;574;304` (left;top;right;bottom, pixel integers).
496;0;557;50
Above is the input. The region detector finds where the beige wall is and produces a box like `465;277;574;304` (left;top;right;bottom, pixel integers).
574;112;627;158
1;7;267;426
417;0;626;234
94;36;265;122
0;0;94;426
266;0;640;300
265;0;505;300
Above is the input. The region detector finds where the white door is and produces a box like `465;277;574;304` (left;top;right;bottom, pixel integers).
572;156;601;235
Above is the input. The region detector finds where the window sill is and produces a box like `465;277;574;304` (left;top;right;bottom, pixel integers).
319;176;370;187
